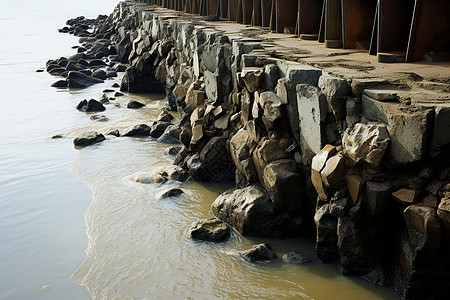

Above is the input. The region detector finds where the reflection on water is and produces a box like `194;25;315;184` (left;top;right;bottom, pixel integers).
0;0;400;299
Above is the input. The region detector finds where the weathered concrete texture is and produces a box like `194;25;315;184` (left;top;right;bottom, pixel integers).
362;95;433;164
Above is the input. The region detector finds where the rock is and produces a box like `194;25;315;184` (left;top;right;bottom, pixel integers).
365;181;394;216
392;188;417;205
362;95;433;164
189;218;231;242
311;145;337;199
111;83;120;88
296;84;328;160
160;188;184;199
241;68;263;93
282;251;311;264
404;205;442;254
99;93;110;104
437;196;450;240
363;89;398;101
157;134;180;144
92;69;107;80
329;197;349;218
150;121;171;138
106;70;117;78
343;122;390;168
51;80;68;88
90;115;108;122
88;59;106;67
212;185;285;236
107;129;120;137
361;267;390;287
114;91;124;97
320;153;346;189
76;99;105;112
123;124;151;137
240;243;276;262
157;111;174;123
127;100;145;109
67;71;103;88
261;64;280;91
430;106;450;156
345;174;365;204
164;146;181;156
197;136;234;182
318;74;349;121
314;203;338;262
73;132;105;147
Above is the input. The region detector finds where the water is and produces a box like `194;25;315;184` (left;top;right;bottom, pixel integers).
0;0;400;299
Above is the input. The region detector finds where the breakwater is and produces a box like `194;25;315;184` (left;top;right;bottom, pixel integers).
48;1;450;299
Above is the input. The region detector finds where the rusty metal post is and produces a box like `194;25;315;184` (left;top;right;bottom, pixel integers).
406;0;450;62
324;0;342;48
341;0;377;49
298;0;323;40
243;0;253;24
377;0;415;63
261;0;271;27
252;0;262;26
228;0;238;20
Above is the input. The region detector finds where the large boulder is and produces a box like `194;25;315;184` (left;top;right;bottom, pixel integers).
67;71;104;88
212;184;295;237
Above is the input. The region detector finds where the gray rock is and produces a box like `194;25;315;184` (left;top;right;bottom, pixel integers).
150;121;171;138
127;100;145;109
92;69;107;80
51;80;68;88
160;188;184;199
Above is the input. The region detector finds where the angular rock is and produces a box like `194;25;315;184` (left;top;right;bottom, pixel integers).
343;122;390;168
362;95;433;164
150;121;171;138
392;188;417;205
189;218;231;242
240;243;276;262
311;145;337;199
320;153;346;189
404;205;442;254
241;68;263;93
51;80;68;88
73;132;105;147
92;69;107;80
318;74;349;121
314;203;338;262
345;174;365;204
261;64;280;91
296;84;328;160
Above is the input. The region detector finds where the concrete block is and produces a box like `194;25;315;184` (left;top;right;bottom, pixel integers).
362;95;433;164
296;84;328;160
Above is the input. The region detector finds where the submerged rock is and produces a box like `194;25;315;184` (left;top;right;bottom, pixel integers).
160;188;184;199
240;243;276;262
189;218;231;242
282;251;311;264
73;132;105;147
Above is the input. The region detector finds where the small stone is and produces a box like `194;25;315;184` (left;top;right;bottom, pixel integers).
112;83;120;88
240;243;276;262
107;129;120;137
90;115;109;122
189;218;230;242
241;68;263;93
114;91;124;97
76;99;105;112
282;251;311;264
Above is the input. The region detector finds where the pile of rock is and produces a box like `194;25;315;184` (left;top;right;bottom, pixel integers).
67;2;450;298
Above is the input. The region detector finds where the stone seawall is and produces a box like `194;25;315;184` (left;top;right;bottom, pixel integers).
93;1;449;299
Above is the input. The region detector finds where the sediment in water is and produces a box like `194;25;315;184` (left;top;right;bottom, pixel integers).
52;1;450;299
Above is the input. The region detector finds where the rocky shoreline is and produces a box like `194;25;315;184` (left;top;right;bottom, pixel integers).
44;1;450;299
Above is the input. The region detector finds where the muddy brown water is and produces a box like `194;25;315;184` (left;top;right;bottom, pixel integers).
0;0;400;299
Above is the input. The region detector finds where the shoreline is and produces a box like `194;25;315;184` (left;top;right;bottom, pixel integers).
44;1;450;299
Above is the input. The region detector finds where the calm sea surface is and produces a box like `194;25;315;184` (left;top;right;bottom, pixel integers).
0;0;400;299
